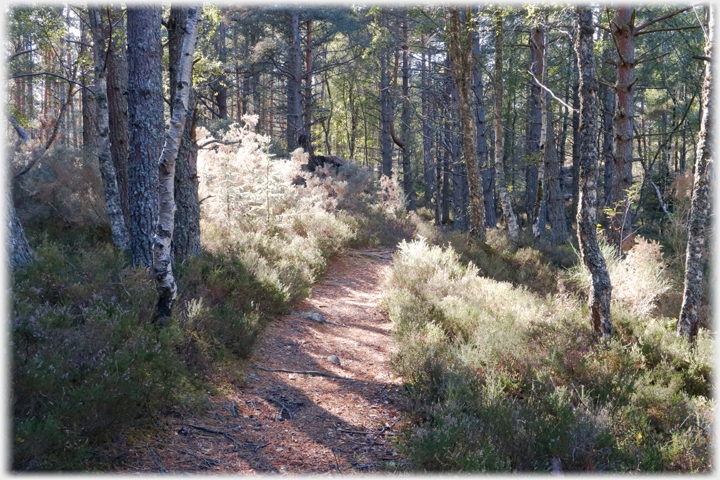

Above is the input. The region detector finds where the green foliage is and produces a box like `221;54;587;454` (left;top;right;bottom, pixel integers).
383;237;712;472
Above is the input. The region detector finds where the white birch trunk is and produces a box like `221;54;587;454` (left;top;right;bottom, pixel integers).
153;5;201;319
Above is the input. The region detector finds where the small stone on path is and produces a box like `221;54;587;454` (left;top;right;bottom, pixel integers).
327;355;340;365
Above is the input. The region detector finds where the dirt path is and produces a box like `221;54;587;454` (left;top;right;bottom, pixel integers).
116;249;404;474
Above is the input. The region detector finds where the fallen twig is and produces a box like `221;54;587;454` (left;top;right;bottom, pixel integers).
266;396;293;419
254;442;270;453
148;448;167;473
178;450;221;468
186;424;239;450
338;428;396;436
251;365;348;380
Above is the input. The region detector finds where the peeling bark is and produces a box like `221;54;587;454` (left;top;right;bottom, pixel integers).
575;6;613;337
153;5;201;319
678;6;713;340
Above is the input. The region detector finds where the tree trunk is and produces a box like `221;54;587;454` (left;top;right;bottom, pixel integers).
575;6;613;337
213;20;228;119
471;18;495;228
89;5;129;252
493;9;519;239
153;5;201;320
531;27;548;239
421;38;435;207
449;6;485;239
545;103;567;244
678;6;713;340
169;6;202;260
571;82;580;219
610;7;635;251
106;5;130;227
80;19;97;150
127;6;164;266
526;25;543;225
401;17;415;212
304;20;312;137
380;50;393;178
602;82;615;208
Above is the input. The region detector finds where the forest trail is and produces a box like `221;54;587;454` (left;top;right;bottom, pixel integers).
117;249;405;474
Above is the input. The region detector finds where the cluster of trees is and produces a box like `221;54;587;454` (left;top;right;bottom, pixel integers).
6;4;712;339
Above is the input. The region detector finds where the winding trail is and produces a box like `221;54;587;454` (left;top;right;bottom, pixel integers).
117;249;404;474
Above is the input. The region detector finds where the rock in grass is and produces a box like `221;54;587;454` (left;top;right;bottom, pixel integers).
327;354;340;365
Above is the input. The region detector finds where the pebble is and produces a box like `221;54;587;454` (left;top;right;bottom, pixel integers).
327;354;340;365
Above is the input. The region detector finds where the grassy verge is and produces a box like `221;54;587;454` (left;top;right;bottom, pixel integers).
382;236;712;472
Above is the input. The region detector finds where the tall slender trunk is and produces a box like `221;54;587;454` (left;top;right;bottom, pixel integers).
610;7;635;251
526;25;543;224
213;21;228;119
80;19;97;150
678;6;713;340
106;5;130;227
571;81;580;219
449;6;485;238
471;18;495;228
602;83;615;208
169;6;201;260
493;9;519;239
153;5;201;319
127;6;164;266
401;17;415;212
304;20;312;137
287;12;303;151
89;5;129;252
545;103;567;244
421;37;435;206
575;6;613;337
380;50;393;178
531;26;548;238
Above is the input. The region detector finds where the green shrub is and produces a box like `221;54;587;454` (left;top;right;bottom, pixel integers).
383;237;713;473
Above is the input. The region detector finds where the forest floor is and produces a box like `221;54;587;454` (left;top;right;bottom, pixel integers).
114;249;407;474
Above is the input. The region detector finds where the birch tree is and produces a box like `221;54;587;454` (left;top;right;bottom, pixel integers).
575;5;613;337
678;6;713;340
153;5;201;319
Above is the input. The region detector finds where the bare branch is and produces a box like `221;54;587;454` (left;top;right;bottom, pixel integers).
527;69;577;113
634;6;693;33
7;71;93;95
636;24;702;36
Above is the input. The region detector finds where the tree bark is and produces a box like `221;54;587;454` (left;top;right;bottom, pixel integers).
526;25;543;225
545;103;567;244
106;5;130;227
421;37;435;207
127;6;164;266
531;26;548;238
449;6;485;239
401;16;415;212
471;17;495;228
678;6;713;340
80;18;97;150
380;50;393;178
602;82;615;208
169;6;202;260
153;5;201;319
493;9;519;239
575;6;613;337
610;7;635;251
89;5;130;252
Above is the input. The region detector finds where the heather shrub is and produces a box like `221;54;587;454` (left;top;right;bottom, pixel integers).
384;238;712;472
567;235;672;317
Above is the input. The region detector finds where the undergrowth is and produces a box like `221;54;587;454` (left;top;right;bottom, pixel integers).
10;115;413;470
383;237;713;473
